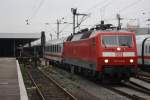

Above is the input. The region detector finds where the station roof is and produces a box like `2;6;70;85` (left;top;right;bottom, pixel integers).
0;33;41;46
0;33;40;39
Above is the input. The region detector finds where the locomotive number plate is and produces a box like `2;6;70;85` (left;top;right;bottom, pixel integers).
115;52;123;57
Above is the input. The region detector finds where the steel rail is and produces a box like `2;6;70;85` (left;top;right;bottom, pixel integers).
27;67;77;100
122;81;150;95
39;69;78;100
27;70;46;100
105;86;146;100
136;76;150;83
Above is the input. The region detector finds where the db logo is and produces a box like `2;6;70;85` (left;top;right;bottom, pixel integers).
115;52;123;57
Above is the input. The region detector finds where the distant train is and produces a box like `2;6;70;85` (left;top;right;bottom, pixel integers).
24;23;138;81
136;34;150;68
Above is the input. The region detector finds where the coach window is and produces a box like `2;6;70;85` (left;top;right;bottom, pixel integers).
145;45;148;54
45;47;48;51
58;45;60;52
47;46;49;52
57;45;58;53
51;45;52;52
55;45;57;52
55;45;57;53
60;46;61;52
49;46;51;52
46;46;48;51
58;45;59;52
50;46;51;52
53;45;55;52
57;46;59;52
54;45;55;53
47;47;49;52
52;45;54;52
51;45;53;52
56;45;57;53
59;46;61;52
58;46;59;52
54;45;55;52
149;46;150;54
56;45;58;53
49;46;52;52
55;45;56;53
147;45;148;54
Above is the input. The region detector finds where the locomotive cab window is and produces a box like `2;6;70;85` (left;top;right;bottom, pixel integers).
102;35;133;47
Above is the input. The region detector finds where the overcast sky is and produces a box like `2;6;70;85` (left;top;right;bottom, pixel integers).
0;0;150;39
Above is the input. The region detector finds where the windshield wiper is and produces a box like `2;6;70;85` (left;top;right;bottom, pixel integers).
102;40;107;48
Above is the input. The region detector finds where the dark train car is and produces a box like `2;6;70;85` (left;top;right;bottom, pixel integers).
23;41;42;57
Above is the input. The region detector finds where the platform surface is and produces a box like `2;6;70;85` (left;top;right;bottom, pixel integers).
0;58;28;100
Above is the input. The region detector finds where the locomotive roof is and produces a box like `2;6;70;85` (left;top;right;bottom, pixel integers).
67;29;134;42
90;30;133;37
36;30;136;46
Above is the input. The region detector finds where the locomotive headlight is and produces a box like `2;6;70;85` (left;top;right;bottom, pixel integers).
104;59;109;63
117;47;121;51
130;59;134;63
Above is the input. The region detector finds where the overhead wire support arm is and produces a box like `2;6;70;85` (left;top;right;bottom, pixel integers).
71;8;88;34
56;17;73;39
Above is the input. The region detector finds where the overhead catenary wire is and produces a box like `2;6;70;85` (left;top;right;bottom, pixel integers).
83;0;110;13
104;0;144;27
45;0;146;38
79;0;114;25
26;0;46;24
48;0;143;37
31;0;46;19
54;0;112;34
119;0;143;13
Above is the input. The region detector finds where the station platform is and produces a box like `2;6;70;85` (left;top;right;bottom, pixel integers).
0;58;28;100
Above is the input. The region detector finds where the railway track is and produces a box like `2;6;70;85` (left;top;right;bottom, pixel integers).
136;72;150;83
35;65;150;100
27;67;77;100
107;85;147;100
103;80;150;100
43;66;150;100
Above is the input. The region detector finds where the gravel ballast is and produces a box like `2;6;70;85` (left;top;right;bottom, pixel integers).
40;65;129;100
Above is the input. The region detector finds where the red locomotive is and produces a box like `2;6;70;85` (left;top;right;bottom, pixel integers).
44;23;138;81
